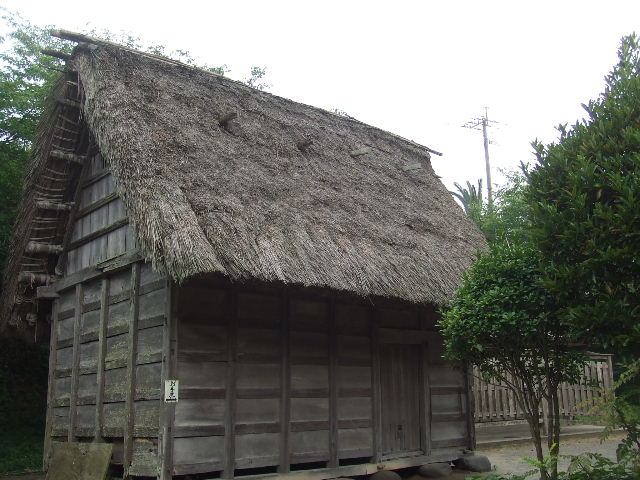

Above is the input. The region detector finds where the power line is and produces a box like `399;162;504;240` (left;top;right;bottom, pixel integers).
462;107;498;208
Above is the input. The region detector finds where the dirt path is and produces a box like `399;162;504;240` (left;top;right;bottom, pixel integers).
477;431;626;477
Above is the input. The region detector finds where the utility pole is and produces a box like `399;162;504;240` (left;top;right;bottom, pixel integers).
463;107;496;208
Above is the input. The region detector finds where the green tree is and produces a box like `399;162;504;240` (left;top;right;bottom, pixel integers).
0;10;71;280
452;170;529;244
440;241;585;480
526;34;640;463
450;179;484;225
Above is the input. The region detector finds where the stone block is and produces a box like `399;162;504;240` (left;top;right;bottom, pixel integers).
370;470;402;480
455;454;492;472
418;461;452;477
46;442;113;480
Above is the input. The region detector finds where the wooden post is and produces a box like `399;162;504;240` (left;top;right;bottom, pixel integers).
94;278;109;441
43;300;59;470
223;290;238;479
464;364;475;450
369;307;382;463
160;280;177;480
68;284;83;441
278;290;291;474
606;355;614;391
124;263;141;478
328;297;338;468
418;314;431;456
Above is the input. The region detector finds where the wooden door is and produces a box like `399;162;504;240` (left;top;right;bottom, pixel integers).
379;344;422;455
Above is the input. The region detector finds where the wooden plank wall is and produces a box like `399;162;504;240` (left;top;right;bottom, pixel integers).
173;280;470;477
66;153;134;274
423;328;470;453
45;152;168;477
49;262;167;476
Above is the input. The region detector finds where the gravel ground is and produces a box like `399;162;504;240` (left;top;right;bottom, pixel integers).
477;431;626;477
0;433;625;480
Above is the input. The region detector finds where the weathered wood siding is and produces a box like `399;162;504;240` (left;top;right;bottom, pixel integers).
172;279;471;477
48;263;166;476
45;153;167;477
66;153;134;274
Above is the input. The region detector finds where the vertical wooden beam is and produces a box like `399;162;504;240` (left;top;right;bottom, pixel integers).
369;306;382;463
464;364;476;450
328;297;338;468
68;284;83;441
222;290;238;479
123;263;141;478
43;300;59;470
94;277;109;442
419;312;431;456
278;290;291;474
160;279;177;480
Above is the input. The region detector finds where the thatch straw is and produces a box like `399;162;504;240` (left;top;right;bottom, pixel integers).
2;42;487;332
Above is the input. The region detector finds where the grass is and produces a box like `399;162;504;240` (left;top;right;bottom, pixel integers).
0;338;48;475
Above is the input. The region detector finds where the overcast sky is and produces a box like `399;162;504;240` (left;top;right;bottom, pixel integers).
2;0;639;197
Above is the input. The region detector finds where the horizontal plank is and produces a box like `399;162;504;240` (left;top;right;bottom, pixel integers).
54;368;72;378
58;308;75;320
290;452;329;464
431;437;468;449
82;300;101;313
237;353;281;364
431;387;464;395
237;388;280;399
235;422;280;435
173;460;223;476
291;421;328;432
54;266;103;293
81;169;110;189
432;413;466;423
291;388;329;398
57;338;74;349
337;419;371;429
336;358;371;367
378;328;430;344
180;388;226;400
173;424;225;438
98;250;144;274
235;455;280;469
75;192;119;219
67;218;129;251
337;448;373;458
337;388;372;398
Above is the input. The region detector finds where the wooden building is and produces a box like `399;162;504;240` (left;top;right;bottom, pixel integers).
0;31;487;479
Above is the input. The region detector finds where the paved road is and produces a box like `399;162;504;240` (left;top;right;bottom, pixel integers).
477;431;625;477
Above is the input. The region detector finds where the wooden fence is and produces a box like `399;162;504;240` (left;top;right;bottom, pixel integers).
472;353;614;423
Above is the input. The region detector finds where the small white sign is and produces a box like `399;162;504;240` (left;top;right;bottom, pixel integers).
165;379;179;403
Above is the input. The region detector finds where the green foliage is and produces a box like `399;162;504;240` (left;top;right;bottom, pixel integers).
0;338;48;474
450;179;484;226
440;241;583;384
451;170;530;245
465;453;639;480
243;66;271;91
526;33;640;460
440;240;585;480
526;34;640;360
0;10;70;277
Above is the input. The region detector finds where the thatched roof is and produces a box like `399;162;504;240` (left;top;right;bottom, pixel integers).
2;38;487;333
